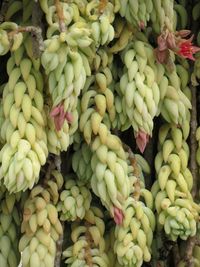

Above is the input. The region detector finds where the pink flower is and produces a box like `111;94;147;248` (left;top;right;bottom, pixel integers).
113;207;124;225
155;29;200;63
177;38;200;61
50;103;73;131
136;131;149;153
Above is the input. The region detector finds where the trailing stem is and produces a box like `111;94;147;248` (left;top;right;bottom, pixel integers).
184;85;198;267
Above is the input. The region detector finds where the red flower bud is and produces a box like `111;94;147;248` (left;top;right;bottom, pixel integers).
136;131;149;153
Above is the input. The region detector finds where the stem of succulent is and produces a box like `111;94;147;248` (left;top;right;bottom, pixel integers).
55;155;62;172
98;0;108;13
55;221;65;267
54;0;66;32
32;0;44;58
143;136;154;185
184;85;198;267
0;0;9;23
8;26;41;38
190;86;198;199
53;154;64;267
44;156;57;181
7;25;44;57
123;143;141;200
185;236;196;267
85;222;93;267
172;243;181;266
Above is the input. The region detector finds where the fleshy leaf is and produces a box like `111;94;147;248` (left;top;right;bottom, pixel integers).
50;103;67;131
113;206;124;225
139;21;145;30
157;35;168;51
50;104;62;116
155;48;169;64
136;131;149;153
166;32;176;50
65;112;73;124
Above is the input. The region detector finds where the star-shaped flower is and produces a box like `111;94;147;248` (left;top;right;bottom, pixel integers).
155;29;200;63
177;37;200;61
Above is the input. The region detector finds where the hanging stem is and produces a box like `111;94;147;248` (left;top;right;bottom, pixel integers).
185;236;196;267
184;85;198;266
53;154;65;267
123;143;141;200
190;85;198;198
55;155;62;172
32;0;44;58
55;221;65;267
85;222;93;267
7;25;44;57
8;26;41;37
172;243;181;266
98;0;108;13
54;0;66;32
0;0;9;23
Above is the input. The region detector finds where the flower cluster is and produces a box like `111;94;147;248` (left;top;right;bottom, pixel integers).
155;29;200;64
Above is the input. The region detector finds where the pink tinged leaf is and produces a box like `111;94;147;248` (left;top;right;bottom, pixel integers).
54;113;65;131
157;35;168;51
65;112;73;123
59;104;65;117
155;48;169;64
113;207;124;225
166;33;176;50
136;131;149;153
139;21;145;30
50;103;66;131
50;104;62;117
54;117;61;131
177;30;191;38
